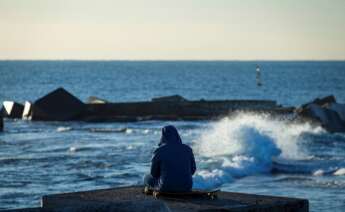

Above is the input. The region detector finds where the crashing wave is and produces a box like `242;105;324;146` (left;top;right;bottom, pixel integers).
192;113;321;189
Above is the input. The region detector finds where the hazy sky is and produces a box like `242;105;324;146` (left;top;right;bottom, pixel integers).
1;0;344;60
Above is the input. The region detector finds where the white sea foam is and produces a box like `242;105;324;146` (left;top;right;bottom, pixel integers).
313;169;325;176
89;128;127;133
334;168;345;176
125;128;133;134
192;113;321;189
56;127;72;132
126;145;135;150
69;146;77;152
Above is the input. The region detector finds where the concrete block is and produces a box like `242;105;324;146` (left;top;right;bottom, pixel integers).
31;88;86;121
2;101;24;119
42;186;308;212
1;200;170;212
22;101;33;120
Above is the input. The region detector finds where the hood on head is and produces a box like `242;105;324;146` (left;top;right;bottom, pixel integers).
159;125;182;146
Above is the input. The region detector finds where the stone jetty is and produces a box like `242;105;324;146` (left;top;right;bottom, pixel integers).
2;87;293;122
3;186;308;212
2;87;345;132
82;98;291;122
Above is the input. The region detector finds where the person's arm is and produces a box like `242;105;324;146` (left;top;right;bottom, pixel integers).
150;151;161;178
191;149;196;175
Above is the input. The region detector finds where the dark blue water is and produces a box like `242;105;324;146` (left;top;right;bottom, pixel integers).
1;61;345;211
1;61;345;105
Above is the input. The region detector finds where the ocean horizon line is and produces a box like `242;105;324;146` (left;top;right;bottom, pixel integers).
0;59;344;62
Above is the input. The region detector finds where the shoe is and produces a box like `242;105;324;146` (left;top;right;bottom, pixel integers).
144;186;153;195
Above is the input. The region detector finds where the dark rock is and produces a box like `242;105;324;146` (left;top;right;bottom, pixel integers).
305;104;345;132
300;95;336;109
86;96;109;104
313;95;336;106
2;101;24;119
329;103;345;122
296;96;345;132
31;88;86;121
152;95;188;102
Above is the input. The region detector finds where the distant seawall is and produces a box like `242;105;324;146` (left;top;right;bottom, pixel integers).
2;87;294;122
83;99;292;122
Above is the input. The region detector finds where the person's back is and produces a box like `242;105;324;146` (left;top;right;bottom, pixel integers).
145;125;196;192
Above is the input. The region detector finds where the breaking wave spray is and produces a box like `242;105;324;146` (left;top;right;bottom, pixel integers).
192;113;322;189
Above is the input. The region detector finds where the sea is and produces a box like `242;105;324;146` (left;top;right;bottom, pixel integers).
0;61;345;211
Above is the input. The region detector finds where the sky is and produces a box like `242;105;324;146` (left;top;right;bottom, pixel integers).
0;0;344;60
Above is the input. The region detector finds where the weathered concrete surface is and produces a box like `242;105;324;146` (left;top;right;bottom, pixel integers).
30;88;86;121
41;186;308;212
2;200;170;212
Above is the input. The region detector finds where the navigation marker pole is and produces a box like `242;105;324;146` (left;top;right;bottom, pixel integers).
256;64;262;87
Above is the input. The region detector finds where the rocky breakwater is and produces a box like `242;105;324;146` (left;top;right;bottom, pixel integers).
2;87;290;122
3;87;345;133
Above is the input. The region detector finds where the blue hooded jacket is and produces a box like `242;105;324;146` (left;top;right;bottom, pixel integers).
151;125;196;192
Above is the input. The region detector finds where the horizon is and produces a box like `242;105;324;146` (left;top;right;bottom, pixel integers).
1;59;345;62
1;0;345;60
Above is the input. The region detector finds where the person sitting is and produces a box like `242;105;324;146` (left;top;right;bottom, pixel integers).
144;125;196;192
